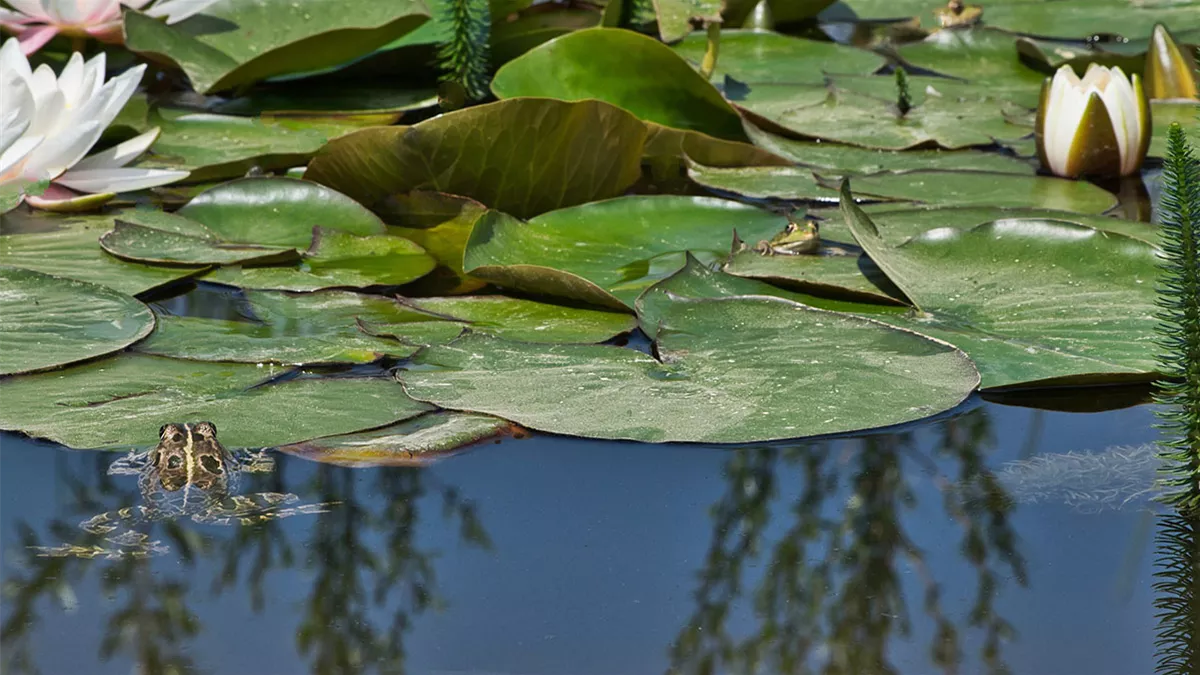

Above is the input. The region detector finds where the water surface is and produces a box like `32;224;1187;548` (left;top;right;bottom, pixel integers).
0;396;1175;675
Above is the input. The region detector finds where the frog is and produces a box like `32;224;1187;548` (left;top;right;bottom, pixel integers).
752;218;821;256
934;0;983;28
33;422;336;559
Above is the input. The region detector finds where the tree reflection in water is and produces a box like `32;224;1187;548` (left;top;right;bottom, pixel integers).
0;453;490;675
669;408;1028;675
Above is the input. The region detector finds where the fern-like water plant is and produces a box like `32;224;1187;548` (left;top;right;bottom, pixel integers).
436;0;491;105
1154;121;1200;511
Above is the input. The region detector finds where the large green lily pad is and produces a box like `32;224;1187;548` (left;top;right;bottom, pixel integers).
839;183;1160;389
202;228;435;291
277;411;517;466
122;1;430;93
689;164;1119;212
177;177;386;247
1149;102;1200;159
0;210;201;296
399;293;979;443
128;111;361;184
490;9;603;65
722;244;906;305
100;221;297;267
463;195;787;308
369;295;638;343
0;267;155;376
384;193;490;293
744;124;1035;175
861;206;1161;247
740;82;1031;150
0;353;430;449
672;29;885;85
896;28;1048;108
491;28;746;140
304;99;648;219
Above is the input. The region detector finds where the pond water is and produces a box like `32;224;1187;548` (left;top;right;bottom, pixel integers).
0;390;1182;674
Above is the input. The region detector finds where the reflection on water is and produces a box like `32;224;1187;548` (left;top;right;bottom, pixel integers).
0;398;1180;674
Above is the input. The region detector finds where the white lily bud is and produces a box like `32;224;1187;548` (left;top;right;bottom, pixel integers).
1035;64;1151;179
1144;23;1199;101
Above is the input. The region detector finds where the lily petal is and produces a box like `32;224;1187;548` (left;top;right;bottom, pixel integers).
71;127;162;171
55;166;189;193
14;25;60;55
1063;91;1122;178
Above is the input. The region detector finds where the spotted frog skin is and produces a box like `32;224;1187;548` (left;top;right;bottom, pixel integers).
34;422;335;559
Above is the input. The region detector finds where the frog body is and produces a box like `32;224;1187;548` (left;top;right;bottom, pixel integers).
34;422;335;559
935;0;982;28
753;219;821;256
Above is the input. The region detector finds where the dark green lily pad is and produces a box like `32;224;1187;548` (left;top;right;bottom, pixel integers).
177;177;386;247
0;353;430;449
203;228;436;291
861;206;1161;247
123;2;430;93
490;9;603;65
130;111;361;184
100;221;297;266
304;99;648;218
0;210;202;296
491;28;746;140
723;245;906;305
463;195;787;308
1148;102;1200;159
277;411;518;467
211;84;438;119
744;123;1035;175
740;82;1031;150
690;164;1119;212
896;28;1048;108
399;293;978;443
0;267;155;376
653;0;722;41
672;29;885;85
839;182;1159;389
386;295;637;343
1013;31;1200;76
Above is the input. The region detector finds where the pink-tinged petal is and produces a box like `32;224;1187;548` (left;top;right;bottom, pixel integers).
81;0;122;24
72;127;160;170
25;184;115;211
15;24;59;55
4;0;53;19
0;136;43;187
55;166;187;193
0;9;40;26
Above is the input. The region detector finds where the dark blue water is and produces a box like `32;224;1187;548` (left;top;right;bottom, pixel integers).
0;393;1173;675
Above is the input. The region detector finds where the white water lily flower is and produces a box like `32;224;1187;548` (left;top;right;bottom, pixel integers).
1035;64;1151;179
0;38;187;205
0;0;217;54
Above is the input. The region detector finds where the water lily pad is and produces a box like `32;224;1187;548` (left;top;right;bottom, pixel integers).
671;29;885;85
0;211;201;296
211;84;438;119
741;83;1030;150
491;28;746;140
0;353;430;449
0;267;155;376
203;228;435;291
723;245;905;305
1013;31;1200;76
136;312;419;364
653;0;722;41
490;9;603;64
1148;102;1200;158
122;1;430;93
384;193;490;294
376;295;638;343
896;28;1048;108
304;99;648;218
177;177;386;247
128;111;361;183
839;182;1159;389
463;195;787;308
744;124;1035;175
861;206;1161;247
399;293;979;443
689;164;1119;212
277;411;517;467
100;221;297;266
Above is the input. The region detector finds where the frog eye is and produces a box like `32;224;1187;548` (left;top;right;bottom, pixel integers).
194;421;217;437
172;432;185;443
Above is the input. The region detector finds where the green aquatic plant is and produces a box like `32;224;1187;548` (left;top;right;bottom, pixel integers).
894;66;913;117
1154;122;1200;510
436;0;492;104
